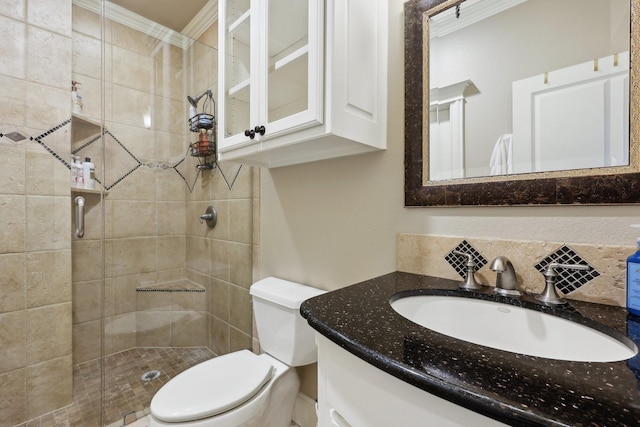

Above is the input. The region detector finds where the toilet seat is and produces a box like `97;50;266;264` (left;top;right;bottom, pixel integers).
151;350;275;423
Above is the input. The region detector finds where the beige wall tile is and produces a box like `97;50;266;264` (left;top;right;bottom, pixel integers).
154;96;184;134
111;85;154;129
229;242;252;289
155;42;186;101
0;368;26;427
25;149;68;196
211;239;230;281
229;285;251;334
26;354;72;419
136;311;171;347
155;131;186;163
0;0;25;21
157;202;186;236
72;32;101;79
209;315;229;356
26;26;71;89
0;75;27;127
209;278;229;321
157;236;186;270
26;303;71;364
26;250;72;308
136;291;171;312
110;21;153;56
72;239;103;282
229;326;251;353
0;310;26;373
27;0;71;38
0;195;25;254
25;84;69;134
230;199;252;244
26;196;70;251
104;313;136;355
0;146;25;195
0;253;25;313
227;165;252;199
186;236;211;275
104;276;137;317
106;237;157;277
172;290;206;311
72;319;101;364
156;171;187;202
109;200;157;238
0;15;26;79
72;5;101;39
112;45;154;93
106;167;156;201
171;310;207;347
72;280;102;324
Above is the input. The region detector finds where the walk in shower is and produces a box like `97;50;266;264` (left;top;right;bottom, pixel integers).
0;1;254;425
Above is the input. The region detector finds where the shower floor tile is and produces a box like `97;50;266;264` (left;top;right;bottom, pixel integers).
20;347;215;427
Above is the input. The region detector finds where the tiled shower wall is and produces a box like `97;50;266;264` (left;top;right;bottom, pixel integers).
0;0;74;424
71;7;255;365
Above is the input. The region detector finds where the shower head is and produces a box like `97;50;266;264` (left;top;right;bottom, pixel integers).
187;90;213;108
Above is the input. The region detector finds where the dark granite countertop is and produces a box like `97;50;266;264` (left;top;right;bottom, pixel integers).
300;271;640;427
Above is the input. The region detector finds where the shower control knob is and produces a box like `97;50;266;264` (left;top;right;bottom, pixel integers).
244;129;255;139
254;125;266;136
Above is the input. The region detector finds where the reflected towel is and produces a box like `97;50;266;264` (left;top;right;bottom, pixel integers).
489;134;513;175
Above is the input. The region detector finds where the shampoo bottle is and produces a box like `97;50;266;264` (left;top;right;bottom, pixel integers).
71;156;79;187
75;157;84;188
83;157;95;189
72;81;83;114
627;230;640;317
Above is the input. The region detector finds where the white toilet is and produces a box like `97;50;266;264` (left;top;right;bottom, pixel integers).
148;277;326;427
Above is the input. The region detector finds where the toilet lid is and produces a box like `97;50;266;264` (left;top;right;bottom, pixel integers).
151;350;275;423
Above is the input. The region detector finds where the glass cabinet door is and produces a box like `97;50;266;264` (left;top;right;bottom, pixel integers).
261;0;322;138
219;0;255;148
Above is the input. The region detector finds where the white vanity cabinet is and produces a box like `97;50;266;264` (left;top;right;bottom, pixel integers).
316;335;506;427
217;0;387;168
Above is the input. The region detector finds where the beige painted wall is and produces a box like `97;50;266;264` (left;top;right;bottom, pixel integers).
259;0;640;292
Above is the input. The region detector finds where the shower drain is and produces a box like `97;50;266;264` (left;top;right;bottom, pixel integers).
141;370;161;381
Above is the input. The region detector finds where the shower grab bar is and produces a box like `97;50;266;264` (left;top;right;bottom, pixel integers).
74;196;85;238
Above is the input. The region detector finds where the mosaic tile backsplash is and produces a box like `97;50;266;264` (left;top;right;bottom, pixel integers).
397;233;633;307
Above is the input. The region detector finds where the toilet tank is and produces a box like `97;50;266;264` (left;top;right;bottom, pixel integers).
250;277;326;366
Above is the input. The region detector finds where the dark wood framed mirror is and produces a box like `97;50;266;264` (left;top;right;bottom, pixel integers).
405;0;640;206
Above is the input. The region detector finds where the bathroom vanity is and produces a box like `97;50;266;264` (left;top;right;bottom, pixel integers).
301;272;640;426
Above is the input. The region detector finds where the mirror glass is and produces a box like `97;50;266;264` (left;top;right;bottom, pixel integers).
404;0;640;206
428;0;630;181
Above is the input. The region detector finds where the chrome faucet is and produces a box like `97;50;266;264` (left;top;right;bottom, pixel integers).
536;262;591;305
490;256;521;296
451;250;483;290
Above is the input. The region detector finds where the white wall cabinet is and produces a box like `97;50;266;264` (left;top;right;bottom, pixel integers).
316;335;506;427
217;0;387;168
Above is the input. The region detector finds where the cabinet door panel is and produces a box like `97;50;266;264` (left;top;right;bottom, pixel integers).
261;0;323;138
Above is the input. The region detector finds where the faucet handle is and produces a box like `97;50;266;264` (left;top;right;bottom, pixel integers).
535;262;591;305
452;250;483;290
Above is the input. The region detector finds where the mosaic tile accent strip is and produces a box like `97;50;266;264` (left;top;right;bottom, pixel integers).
534;245;600;295
445;240;488;278
137;281;206;293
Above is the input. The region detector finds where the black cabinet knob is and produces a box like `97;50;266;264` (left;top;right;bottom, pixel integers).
244;129;255;139
254;125;266;136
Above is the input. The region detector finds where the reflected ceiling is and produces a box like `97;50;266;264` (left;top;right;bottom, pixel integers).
108;0;210;32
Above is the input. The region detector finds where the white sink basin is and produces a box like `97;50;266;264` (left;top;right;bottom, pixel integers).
391;295;637;362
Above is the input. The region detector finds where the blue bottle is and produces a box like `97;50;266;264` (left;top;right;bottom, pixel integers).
627;237;640;317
